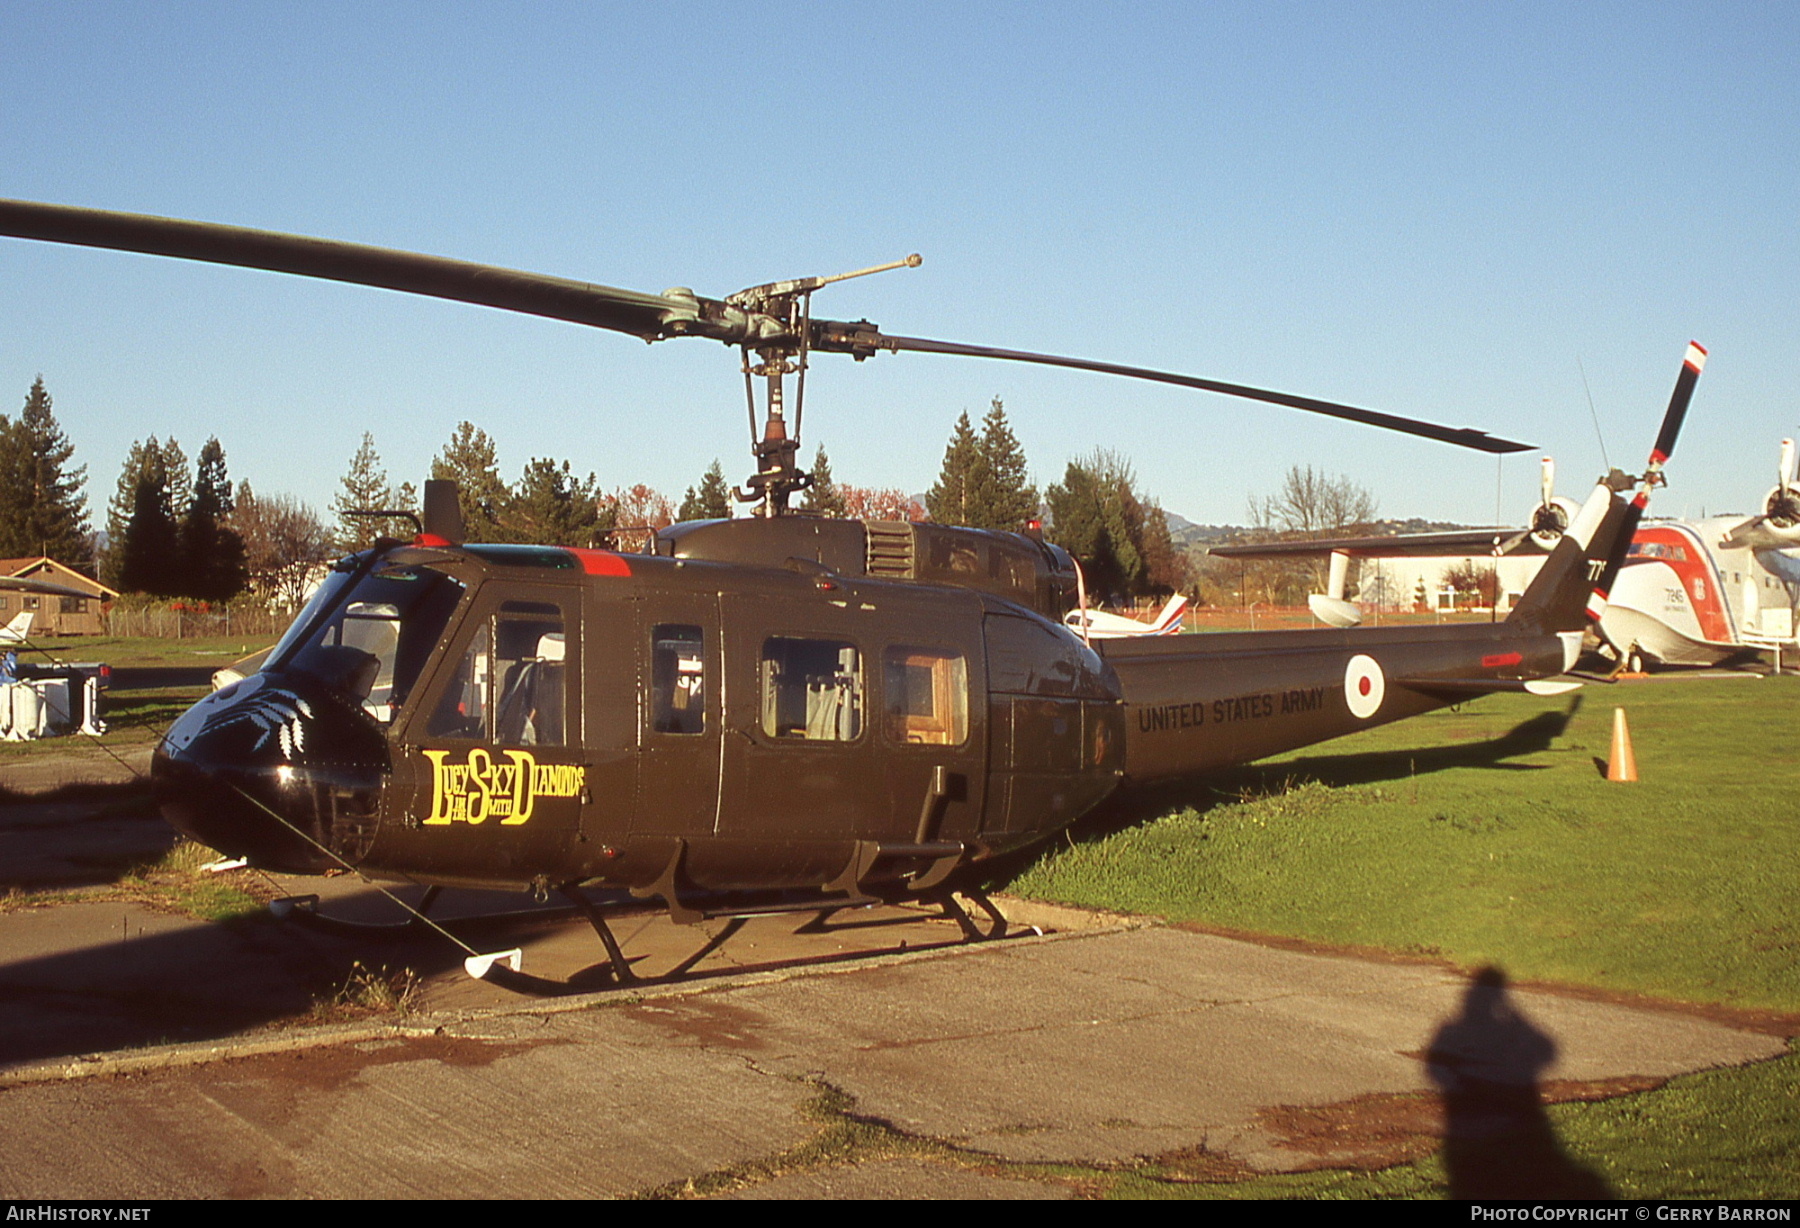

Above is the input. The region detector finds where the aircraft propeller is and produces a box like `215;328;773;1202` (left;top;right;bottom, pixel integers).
1768;438;1800;530
1527;456;1574;549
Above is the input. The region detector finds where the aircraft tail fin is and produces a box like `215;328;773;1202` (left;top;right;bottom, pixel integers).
1149;594;1189;634
0;610;33;642
1507;342;1706;638
1504;474;1633;635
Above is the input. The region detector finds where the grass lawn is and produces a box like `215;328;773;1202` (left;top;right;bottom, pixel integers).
0;636;262;764
12;634;268;670
1006;673;1800;1198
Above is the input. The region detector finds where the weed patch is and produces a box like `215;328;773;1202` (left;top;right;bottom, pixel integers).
311;961;421;1022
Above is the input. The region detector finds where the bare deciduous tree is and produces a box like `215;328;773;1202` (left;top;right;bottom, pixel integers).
840;485;926;522
1249;465;1377;536
1244;466;1380;604
233;483;331;610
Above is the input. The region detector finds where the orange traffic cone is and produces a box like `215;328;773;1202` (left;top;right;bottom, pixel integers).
1607;707;1638;782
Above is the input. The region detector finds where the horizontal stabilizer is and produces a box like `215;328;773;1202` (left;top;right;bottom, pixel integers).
1396;676;1583;700
1211;527;1535;560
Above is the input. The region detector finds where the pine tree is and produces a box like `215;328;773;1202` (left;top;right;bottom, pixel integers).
976;397;1036;531
431;422;509;542
925;411;980;525
1045;450;1148;601
180;437;247;601
102;439;161;588
118;454;181;596
0;416;19;552
506;458;604;545
333;432;396;551
1139;500;1191;596
0;377;90;566
678;460;734;521
802;446;848;517
160;437;192;532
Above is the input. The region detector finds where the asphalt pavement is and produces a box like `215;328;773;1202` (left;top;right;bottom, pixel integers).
0;890;1782;1198
0;752;1788;1199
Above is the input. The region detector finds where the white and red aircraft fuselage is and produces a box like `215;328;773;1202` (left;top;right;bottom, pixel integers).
1601;512;1800;667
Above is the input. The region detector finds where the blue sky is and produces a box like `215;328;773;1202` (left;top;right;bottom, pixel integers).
3;2;1796;528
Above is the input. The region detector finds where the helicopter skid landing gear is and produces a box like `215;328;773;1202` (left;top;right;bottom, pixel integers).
463;882;650;996
268;885;448;938
930;887;1010;942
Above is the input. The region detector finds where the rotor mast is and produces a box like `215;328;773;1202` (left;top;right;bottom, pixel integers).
728;254;921;516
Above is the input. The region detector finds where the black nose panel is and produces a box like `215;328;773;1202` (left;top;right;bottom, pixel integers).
153;673;389;873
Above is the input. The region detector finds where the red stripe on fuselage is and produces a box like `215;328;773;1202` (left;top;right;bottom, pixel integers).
567;548;633;577
1630;524;1730;642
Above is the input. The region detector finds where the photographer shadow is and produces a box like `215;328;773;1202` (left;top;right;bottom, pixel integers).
1427;966;1613;1198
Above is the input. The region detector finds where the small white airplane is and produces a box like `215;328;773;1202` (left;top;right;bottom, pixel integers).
1064;593;1189;639
0;610;34;644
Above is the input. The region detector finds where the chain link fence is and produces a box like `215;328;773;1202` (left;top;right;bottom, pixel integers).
105;603;293;639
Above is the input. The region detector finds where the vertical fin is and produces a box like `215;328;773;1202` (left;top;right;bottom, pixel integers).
1508;343;1705;636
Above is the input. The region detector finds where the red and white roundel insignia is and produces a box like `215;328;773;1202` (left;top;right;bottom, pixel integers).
1344;654;1385;719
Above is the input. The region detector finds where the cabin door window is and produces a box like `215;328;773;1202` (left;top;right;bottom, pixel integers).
760;637;863;741
882;647;968;746
426;599;569;747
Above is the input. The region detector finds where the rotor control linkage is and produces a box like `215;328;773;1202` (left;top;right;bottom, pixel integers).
730;256;922;515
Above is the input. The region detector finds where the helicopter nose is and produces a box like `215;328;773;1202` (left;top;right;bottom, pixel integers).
152;673;388;874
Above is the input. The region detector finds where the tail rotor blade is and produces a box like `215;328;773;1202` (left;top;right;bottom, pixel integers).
1596;341;1709;610
1593;491;1645;594
1649;342;1707;472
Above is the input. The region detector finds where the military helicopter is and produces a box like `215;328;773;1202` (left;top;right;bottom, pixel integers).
0;200;1702;989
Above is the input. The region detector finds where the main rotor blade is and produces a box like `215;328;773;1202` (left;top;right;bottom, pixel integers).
843;330;1534;454
0;199;695;340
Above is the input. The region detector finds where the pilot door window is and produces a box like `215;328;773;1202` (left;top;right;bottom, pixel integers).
651;625;706;734
427;600;568;746
277;566;464;723
882;647;968;746
760;637;863;741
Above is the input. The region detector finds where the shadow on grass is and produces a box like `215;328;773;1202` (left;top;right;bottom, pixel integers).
978;699;1585;892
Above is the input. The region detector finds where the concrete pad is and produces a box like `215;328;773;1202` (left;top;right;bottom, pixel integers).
0;863;1012;1071
0;903;1783;1196
0;787;172;889
0;746;153;795
0;1030;816;1199
591;927;1785;1170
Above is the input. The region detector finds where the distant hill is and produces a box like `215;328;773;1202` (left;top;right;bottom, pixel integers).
1163;512;1245;547
1164;511;1482;549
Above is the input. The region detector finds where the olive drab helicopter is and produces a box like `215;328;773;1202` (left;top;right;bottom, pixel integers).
0;200;1705;990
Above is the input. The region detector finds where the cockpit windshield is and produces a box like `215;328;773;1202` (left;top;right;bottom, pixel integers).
270;565;465;721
